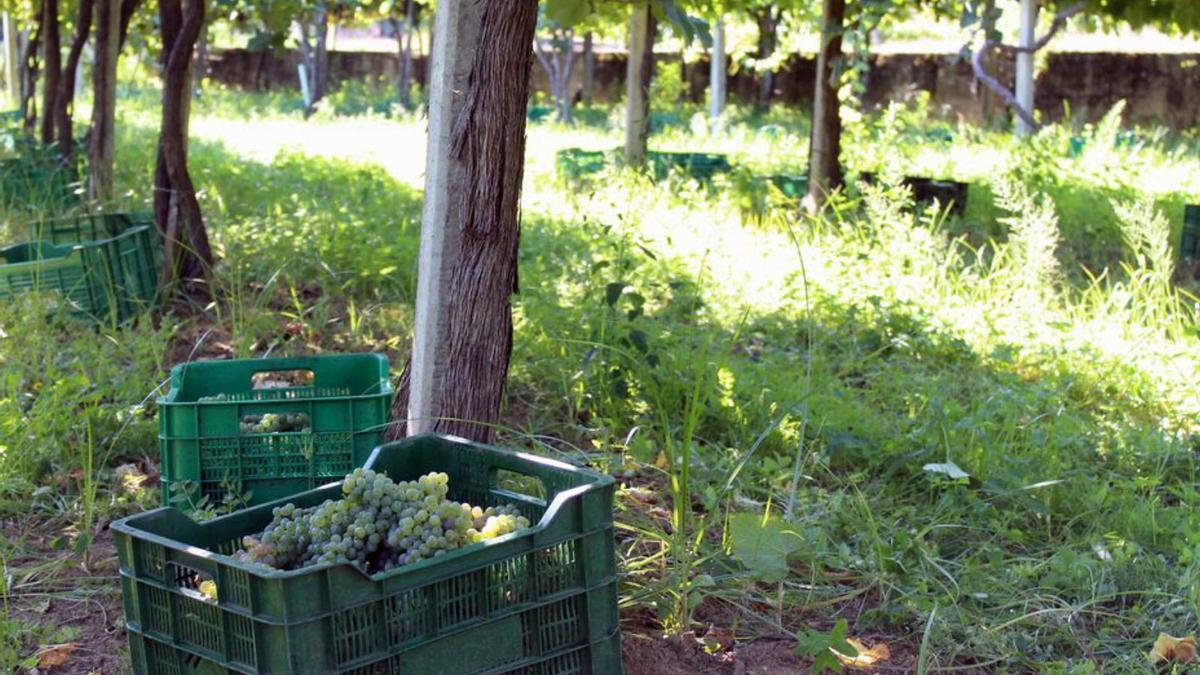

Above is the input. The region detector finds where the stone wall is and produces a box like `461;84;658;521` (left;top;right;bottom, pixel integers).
203;48;1200;129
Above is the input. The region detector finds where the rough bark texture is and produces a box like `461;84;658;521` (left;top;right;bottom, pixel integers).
155;0;213;294
624;4;655;167
55;0;94;157
89;0;120;200
429;0;538;443
806;0;845;211
403;0;539;443
755;8;779;111
39;0;60;146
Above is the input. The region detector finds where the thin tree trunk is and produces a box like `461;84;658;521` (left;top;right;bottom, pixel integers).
806;0;845;212
296;15;316;112
89;0;120;200
55;0;93;157
755;9;778;112
117;0;139;49
401;2;415;103
156;0;212;294
313;3;328;101
979;0;996;124
582;31;594;104
710;15;726;124
4;14;18;102
624;3;654;166
19;18;39;132
192;17;207;91
400;0;539;443
39;0;59;146
534;29;575;123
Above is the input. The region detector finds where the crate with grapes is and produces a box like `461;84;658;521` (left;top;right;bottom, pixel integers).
158;354;393;513
114;433;622;674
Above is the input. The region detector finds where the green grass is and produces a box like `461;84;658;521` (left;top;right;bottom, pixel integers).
2;82;1200;670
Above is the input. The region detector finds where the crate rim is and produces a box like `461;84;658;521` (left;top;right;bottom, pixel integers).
114;433;614;582
158;352;395;406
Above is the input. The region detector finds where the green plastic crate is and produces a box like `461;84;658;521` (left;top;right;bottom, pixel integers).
556;148;610;183
1182;205;1200;260
159;354;394;510
0;223;160;325
30;211;157;246
115;434;622;675
647;151;731;182
0;148;82;212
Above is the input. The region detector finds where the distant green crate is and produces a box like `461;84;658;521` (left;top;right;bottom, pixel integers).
527;105;553;122
647;151;731;182
1183;205;1200;260
556;148;610;183
0;148;82;212
159;354;394;510
0;223;160;325
115;434;622;675
766;173;807;199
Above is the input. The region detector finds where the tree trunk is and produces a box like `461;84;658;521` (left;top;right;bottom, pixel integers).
155;0;212;294
89;0;120;200
755;9;778;112
19;19;39;131
806;0;845;212
397;0;415;109
1014;0;1037;136
978;0;996;124
192;16;207;91
117;0;139;49
4;14;18;103
709;15;726;124
54;0;93;157
313;3;328;101
400;0;539;443
581;31;594;105
39;0;59;146
534;30;575;123
624;3;654;166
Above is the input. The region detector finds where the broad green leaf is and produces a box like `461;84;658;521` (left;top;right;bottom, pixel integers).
728;512;803;582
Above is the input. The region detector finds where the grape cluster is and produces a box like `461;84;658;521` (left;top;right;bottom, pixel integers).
236;468;532;573
238;412;311;434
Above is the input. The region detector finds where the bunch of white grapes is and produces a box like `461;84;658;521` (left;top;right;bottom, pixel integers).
236;468;531;573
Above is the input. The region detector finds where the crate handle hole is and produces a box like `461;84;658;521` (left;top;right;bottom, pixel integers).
239;412;311;435
493;469;546;501
251;369;314;390
169;563;219;603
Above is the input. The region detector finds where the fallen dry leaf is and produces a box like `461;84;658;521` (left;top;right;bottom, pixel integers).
37;642;78;669
1150;633;1198;663
835;637;890;669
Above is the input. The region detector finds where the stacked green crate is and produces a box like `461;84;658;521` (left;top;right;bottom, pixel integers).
115;434;622;674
